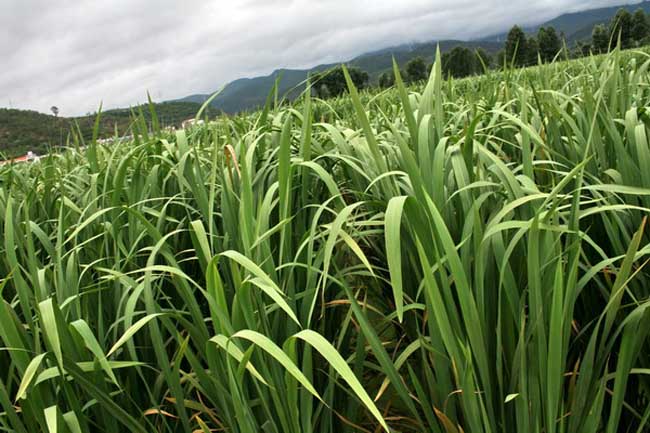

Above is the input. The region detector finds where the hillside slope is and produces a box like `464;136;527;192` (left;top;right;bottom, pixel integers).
545;0;650;41
178;40;502;114
0;102;206;157
483;0;650;42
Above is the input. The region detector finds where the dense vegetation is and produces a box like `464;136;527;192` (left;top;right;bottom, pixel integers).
1;45;650;432
0;102;208;158
311;67;370;98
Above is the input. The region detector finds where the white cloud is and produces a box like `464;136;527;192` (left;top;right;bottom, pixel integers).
0;0;639;115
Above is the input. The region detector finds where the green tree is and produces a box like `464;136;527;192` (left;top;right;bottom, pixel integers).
538;27;561;63
475;48;492;70
505;25;528;67
378;72;394;89
317;84;330;99
495;49;506;68
631;9;650;44
609;9;634;49
526;36;539;65
349;67;369;90
312;66;369;99
405;57;428;83
592;24;610;54
573;41;592;58
442;47;476;78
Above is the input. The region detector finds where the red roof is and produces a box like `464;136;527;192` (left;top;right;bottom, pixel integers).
0;153;37;166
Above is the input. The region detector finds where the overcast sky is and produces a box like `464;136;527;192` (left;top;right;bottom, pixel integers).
0;0;639;116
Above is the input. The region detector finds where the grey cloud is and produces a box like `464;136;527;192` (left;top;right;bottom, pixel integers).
1;0;640;115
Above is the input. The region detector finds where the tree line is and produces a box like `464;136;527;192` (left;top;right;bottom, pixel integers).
309;7;650;99
311;47;494;99
378;47;493;89
588;8;650;53
503;8;650;65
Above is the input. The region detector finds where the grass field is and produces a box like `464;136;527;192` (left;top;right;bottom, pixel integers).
1;47;650;432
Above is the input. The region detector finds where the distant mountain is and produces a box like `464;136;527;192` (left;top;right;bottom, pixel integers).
350;40;502;79
179;66;333;113
482;1;650;42
542;1;650;41
184;2;650;115
177;40;502;114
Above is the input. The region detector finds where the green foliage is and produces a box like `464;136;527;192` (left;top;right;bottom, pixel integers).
1;46;650;433
378;71;395;88
505;25;529;66
0;102;209;158
475;47;492;69
502;24;566;67
526;35;540;64
312;66;369;98
632;8;650;43
405;56;428;83
538;26;561;62
441;47;477;77
592;24;610;53
440;47;492;78
540;1;650;43
589;8;650;53
609;8;634;49
573;40;592;58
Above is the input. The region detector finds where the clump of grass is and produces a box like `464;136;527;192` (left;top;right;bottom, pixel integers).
1;47;650;433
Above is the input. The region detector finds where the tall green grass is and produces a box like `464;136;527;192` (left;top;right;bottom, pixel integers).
1;47;650;432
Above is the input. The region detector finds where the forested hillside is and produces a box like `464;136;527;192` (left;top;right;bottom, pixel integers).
0;102;208;158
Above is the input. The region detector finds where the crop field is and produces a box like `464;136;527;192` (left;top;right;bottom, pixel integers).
1;48;650;432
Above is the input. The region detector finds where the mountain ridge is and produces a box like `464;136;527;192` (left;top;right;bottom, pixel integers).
177;40;503;114
481;0;650;42
179;1;650;114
